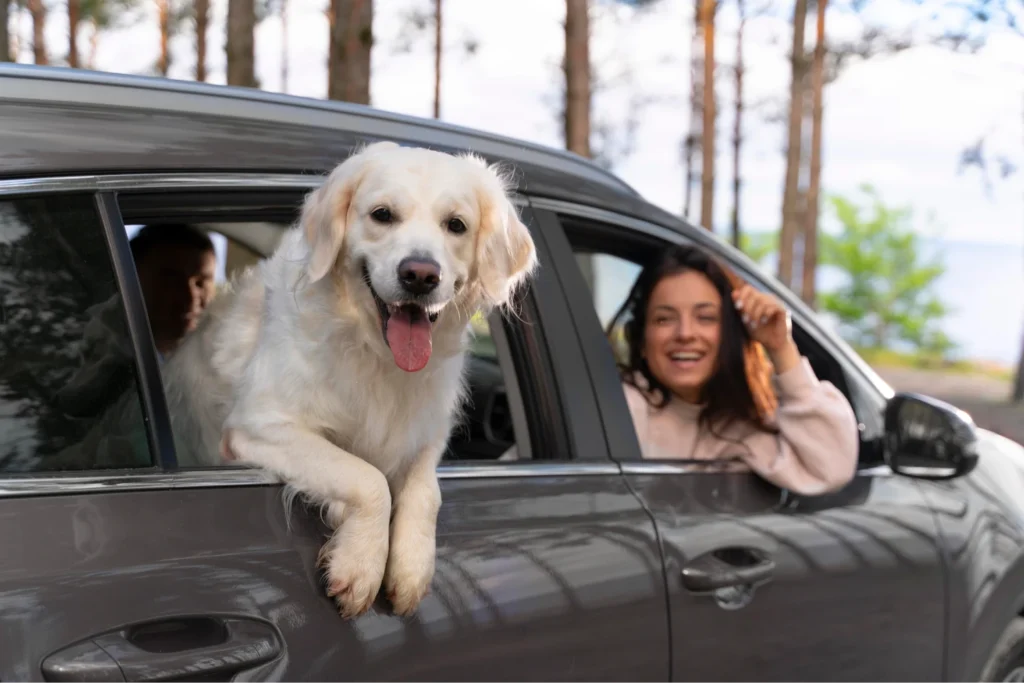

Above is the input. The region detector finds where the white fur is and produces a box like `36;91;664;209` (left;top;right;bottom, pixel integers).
160;141;538;617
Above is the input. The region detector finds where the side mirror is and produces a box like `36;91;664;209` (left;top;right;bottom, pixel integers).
883;392;980;480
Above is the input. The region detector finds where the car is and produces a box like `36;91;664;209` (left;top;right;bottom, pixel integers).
2;63;1024;682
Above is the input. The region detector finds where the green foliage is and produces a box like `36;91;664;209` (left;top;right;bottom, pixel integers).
739;231;777;267
818;184;955;357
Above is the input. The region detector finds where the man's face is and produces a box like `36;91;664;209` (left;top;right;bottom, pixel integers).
136;244;217;352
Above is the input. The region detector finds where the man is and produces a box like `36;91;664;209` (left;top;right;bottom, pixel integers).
58;223;218;415
129;224;218;358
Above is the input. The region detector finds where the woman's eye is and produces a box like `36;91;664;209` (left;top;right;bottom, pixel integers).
371;207;393;223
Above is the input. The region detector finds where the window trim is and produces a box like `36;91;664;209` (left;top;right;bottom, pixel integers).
0;173;605;497
95;191;177;469
532;196;894;472
530;196;893;413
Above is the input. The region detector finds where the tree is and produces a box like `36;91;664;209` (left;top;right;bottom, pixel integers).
801;0;827;307
777;0;808;290
819;185;954;356
564;0;591;158
68;0;82;66
194;0;209;80
1;0;10;61
29;0;48;64
432;0;440;118
729;0;745;248
327;0;372;103
682;0;703;223
699;0;716;231
227;0;256;87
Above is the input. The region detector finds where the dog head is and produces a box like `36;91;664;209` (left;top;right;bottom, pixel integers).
300;141;538;372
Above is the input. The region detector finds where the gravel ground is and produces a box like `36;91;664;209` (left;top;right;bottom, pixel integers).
874;366;1024;446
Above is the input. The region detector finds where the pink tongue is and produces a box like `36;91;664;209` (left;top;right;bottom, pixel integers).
386;307;433;372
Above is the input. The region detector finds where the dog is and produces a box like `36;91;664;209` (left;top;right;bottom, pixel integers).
159;141;538;618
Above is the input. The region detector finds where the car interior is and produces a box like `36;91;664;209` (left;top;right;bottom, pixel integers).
559;214;885;468
117;190;520;465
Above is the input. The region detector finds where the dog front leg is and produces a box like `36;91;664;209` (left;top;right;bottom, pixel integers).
383;441;445;616
222;425;391;619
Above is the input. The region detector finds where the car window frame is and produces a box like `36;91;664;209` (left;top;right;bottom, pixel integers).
0;174;619;500
530;195;892;472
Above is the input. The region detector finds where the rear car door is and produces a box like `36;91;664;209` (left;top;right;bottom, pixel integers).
0;177;669;681
530;200;951;682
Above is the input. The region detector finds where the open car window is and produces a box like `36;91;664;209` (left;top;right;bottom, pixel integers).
114;189;537;466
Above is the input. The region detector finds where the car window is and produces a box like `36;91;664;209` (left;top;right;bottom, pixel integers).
0;194;154;473
560;212;876;465
115;192;534;466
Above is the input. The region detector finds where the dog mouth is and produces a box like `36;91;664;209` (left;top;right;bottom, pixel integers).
362;264;441;373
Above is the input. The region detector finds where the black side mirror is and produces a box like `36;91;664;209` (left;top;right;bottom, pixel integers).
883;392;980;480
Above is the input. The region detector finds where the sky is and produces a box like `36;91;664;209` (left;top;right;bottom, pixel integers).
7;0;1023;248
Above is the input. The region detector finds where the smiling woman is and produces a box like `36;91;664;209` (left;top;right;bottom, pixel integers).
609;244;860;496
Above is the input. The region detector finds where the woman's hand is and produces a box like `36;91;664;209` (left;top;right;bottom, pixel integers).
731;285;800;373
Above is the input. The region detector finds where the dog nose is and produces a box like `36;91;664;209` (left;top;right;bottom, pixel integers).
398;257;441;295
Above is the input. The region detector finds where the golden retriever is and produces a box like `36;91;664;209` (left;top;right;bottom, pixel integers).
160;141;538;618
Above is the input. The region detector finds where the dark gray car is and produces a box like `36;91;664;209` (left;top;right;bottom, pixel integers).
2;64;1024;682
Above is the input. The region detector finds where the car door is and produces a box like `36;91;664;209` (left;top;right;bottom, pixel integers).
0;177;670;682
528;200;951;682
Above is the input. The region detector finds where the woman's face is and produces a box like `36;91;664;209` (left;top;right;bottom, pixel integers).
643;269;723;404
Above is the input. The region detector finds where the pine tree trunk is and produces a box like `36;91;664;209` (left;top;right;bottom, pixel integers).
682;0;703;222
778;0;808;289
226;0;256;87
87;19;100;68
1;0;11;62
801;0;826;308
279;0;288;91
67;0;80;67
327;0;372;104
564;0;591;157
699;0;716;232
730;0;745;248
29;0;48;64
157;0;170;75
195;0;209;81
432;0;441;118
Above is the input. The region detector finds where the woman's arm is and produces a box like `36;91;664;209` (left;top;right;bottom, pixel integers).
732;286;860;495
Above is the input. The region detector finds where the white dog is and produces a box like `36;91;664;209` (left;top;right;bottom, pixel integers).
159;141;538;618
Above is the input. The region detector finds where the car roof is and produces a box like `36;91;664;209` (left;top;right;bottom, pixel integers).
0;64;686;224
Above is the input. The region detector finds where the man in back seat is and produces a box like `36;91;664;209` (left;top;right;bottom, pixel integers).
49;224;218;469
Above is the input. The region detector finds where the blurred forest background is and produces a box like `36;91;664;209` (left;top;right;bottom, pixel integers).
1;0;1022;437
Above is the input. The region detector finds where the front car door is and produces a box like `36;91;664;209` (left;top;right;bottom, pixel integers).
0;175;670;681
529;199;951;682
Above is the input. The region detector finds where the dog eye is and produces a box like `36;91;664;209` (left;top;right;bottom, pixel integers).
446;217;467;235
371;207;393;223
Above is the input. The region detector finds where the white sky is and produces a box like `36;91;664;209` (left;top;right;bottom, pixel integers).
9;0;1024;246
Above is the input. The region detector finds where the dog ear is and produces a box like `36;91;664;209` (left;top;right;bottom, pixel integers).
476;187;538;308
303;141;399;283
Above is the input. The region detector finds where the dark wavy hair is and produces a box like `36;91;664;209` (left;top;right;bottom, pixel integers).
607;244;779;437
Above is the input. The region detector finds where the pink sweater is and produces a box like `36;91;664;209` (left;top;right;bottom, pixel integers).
622;357;859;495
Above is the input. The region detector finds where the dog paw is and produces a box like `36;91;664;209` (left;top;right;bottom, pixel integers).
319;518;389;619
383;525;436;617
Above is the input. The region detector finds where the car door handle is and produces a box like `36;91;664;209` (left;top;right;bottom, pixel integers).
680;546;775;593
41;616;282;682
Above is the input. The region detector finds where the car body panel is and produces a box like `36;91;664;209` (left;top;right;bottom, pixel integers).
917;430;1024;681
0;473;669;681
626;469;946;681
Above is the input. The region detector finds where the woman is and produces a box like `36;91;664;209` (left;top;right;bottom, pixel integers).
610;245;858;496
